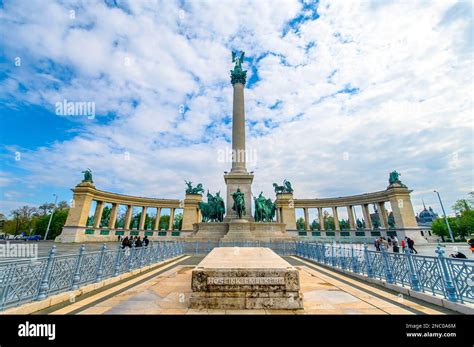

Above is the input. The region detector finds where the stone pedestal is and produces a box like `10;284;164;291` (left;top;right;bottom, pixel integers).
182;194;202;230
275;193;296;229
224;172;254;222
192;222;229;240
222;219;254;241
189;247;303;310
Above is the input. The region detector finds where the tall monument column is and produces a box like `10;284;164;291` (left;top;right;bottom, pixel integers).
224;51;254;221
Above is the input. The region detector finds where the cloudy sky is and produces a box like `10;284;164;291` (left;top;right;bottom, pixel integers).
0;0;472;218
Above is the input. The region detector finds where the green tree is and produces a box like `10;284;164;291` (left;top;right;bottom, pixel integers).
100;206;111;227
173;213;183;230
35;209;69;240
159;215;170;230
452;191;474;215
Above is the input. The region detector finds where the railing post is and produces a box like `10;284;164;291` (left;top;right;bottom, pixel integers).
351;245;359;273
331;242;336;267
363;244;374;278
139;245;146;268
404;247;420;291
95;243;107;282
37;246;56;301
321;243;326;264
114;243;122;277
380;244;394;284
435;244;458;302
71;244;86;290
127;244;135;271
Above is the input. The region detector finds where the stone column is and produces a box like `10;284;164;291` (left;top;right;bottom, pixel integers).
347;206;356;230
153;208;161;230
276;208;280;223
275;193;296;229
168;208;175;231
108;203;118;229
58;182;96;242
182;194;203;230
303;208;310;230
63;183;95;228
139;206;147;230
387;184;426;244
377;202;388;229
224;66;254;222
332;207;340;231
93;201;104;228
362;204;373;229
318;207;325;231
387;187;418;229
124;205;132;230
231;82;246;173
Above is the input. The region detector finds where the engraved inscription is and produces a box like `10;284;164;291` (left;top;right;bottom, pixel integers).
207;277;285;285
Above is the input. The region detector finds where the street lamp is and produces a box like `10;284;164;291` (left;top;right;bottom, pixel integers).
434;190;454;243
44;194;58;241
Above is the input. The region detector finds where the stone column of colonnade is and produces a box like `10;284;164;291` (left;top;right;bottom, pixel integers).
347;206;356;230
317;207;325;231
362;204;373;229
168;208;175;231
153;208;162;230
124;205;133;230
332;207;340;231
303;208;310;230
108;203;118;229
139;206;147;230
377;202;389;229
93;201;105;228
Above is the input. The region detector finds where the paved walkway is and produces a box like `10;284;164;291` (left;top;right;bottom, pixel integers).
40;255;456;315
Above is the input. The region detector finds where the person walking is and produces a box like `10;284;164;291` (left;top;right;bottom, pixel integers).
121;236;129;249
401;238;406;253
143;235;149;247
135;236;142;247
407;237;418;254
381;237;389;251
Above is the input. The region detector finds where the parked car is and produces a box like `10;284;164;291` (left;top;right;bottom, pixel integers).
24;234;41;241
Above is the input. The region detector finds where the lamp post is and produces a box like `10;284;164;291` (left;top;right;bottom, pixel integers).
434;190;454;243
44;194;58;241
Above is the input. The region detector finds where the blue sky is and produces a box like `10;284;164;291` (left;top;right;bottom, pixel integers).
0;0;473;218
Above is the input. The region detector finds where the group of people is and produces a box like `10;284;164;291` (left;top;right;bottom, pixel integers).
120;235;149;248
374;236;417;254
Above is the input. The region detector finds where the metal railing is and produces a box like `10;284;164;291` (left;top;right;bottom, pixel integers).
0;241;184;311
1;240;472;311
295;242;474;304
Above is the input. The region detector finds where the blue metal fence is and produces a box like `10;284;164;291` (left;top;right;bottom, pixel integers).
295;242;474;304
1;240;472;311
0;241;183;310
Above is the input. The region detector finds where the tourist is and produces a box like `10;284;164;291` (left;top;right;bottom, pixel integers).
135;236;142;247
387;237;392;247
381;237;389;251
407;237;418;254
121;236;130;249
450;251;467;259
392;237;399;253
401;238;406;252
468;238;474;254
374;238;380;251
143;235;149;247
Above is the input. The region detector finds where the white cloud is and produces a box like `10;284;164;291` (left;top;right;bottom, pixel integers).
0;0;472;215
